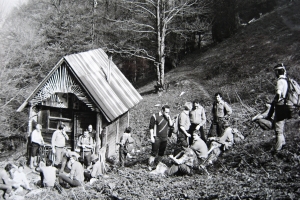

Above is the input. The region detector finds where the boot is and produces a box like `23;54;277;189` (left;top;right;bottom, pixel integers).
30;157;34;169
33;156;38;167
156;156;162;164
148;156;155;170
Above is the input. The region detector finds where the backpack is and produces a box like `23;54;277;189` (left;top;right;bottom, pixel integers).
124;136;135;154
279;77;300;119
286;77;300;107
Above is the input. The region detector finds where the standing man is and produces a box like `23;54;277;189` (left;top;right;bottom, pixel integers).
266;64;290;152
208;92;232;138
189;99;207;144
175;106;191;155
52;124;69;167
78;130;94;167
149;105;173;169
30;124;44;169
87;125;96;142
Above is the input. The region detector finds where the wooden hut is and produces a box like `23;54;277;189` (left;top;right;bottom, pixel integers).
17;48;142;158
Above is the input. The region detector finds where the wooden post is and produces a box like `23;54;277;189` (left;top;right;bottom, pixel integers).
127;111;130;126
116;119;120;157
27;104;34;159
28;104;34;137
95;112;102;154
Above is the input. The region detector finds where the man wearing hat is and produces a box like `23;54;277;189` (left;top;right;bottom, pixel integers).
266;63;290;152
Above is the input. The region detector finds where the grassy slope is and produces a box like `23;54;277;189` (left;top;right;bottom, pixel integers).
22;2;300;200
126;1;300;199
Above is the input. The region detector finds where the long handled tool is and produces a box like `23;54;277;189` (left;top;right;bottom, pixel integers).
82;147;85;168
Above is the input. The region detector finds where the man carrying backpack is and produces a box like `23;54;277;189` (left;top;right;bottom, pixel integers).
208;92;232;138
266;64;291;152
118;127;135;167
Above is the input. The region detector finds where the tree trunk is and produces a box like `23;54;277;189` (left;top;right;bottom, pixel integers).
156;0;162;88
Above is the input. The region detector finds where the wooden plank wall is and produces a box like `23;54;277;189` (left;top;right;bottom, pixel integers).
105;113;128;158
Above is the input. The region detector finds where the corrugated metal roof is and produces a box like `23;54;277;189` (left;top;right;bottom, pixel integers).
17;48;143;122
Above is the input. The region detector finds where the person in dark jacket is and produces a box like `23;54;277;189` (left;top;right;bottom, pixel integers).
148;105;173;169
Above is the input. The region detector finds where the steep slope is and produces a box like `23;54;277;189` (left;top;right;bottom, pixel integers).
2;2;300;199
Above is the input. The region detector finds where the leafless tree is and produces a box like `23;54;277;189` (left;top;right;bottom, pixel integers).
103;0;211;90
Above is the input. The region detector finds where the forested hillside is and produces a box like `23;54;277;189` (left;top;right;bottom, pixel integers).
0;0;293;139
0;0;299;199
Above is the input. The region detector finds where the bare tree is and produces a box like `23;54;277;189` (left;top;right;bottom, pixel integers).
102;0;211;90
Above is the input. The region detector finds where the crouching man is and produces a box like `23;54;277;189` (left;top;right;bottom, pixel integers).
0;164;13;199
40;159;57;188
84;154;105;182
190;130;208;162
205;121;234;165
252;102;274;130
58;155;84;188
166;147;198;176
59;149;81;174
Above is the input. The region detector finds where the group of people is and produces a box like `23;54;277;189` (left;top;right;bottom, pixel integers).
0;63;293;198
148;93;238;176
22;124;102;190
149;63;294;176
0;163;33;199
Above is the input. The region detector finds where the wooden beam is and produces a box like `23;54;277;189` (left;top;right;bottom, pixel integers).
95;112;102;154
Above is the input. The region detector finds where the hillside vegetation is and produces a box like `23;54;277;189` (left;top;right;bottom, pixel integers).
127;1;300;199
2;1;300;199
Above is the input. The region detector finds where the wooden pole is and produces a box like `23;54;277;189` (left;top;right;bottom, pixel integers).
27;104;34;159
95;112;102;154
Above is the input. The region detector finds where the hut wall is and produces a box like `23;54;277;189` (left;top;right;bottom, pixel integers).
105;112;129;158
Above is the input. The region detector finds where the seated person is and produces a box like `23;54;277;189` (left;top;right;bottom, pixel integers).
77;131;94;167
252;102;274;130
190;130;208;161
12;165;32;190
84;154;105;182
0;164;14;199
58;155;84;188
59;149;81;174
204;121;234;166
40;159;58;187
118;127;135;167
166;147;198;176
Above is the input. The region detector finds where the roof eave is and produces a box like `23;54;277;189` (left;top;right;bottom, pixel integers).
16;58;65;112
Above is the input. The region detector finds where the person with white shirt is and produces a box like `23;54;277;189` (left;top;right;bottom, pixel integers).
266;64;290;152
30;124;44;169
51;124;69;166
